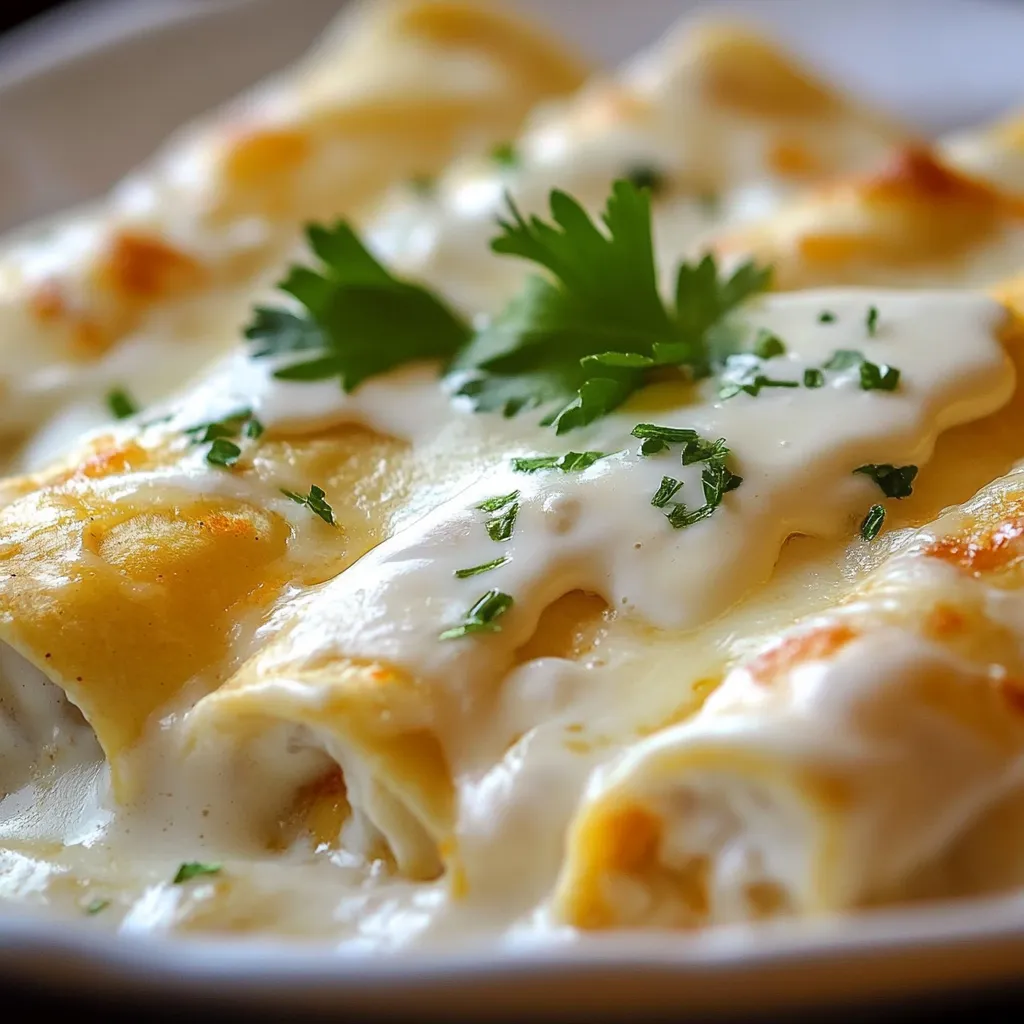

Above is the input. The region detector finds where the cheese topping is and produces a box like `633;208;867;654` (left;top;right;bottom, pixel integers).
2;0;1024;957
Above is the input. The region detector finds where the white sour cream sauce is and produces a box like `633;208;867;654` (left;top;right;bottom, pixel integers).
0;285;1014;946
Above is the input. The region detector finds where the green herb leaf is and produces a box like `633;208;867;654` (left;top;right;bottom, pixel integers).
853;463;918;499
631;423;699;444
245;222;469;392
452;180;771;432
439;589;514;640
476;490;520;513
866;305;879;336
173;862;222;884
640;437;668;456
511;451;609;473
680;436;730;466
859;361;900;392
454;556;510;579
206;438;242;468
651;476;682;508
485;502;519;542
803;368;825;388
281;484;336;525
823;349;864;371
85;898;110;916
860;504;885;541
752;330;785;359
818;310;836;324
106;388;138;420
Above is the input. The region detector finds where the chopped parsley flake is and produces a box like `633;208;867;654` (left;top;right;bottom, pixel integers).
859;361;900;391
206;438;242;468
281;484;336;525
173;862;222;884
85;898;110;916
651;476;682;508
454;556;510;579
752;330;786;359
640;437;668;456
512;451;609;473
633;423;742;528
439;589;514;640
451;180;771;433
485;502;519;542
823;349;864;371
803;368;825;388
185;408;263;469
818;311;836;324
853;463;918;499
631;423;699;445
490;141;519;168
476;490;519;513
244;222;469;392
860;504;885;541
106;388;138;420
866;305;879;335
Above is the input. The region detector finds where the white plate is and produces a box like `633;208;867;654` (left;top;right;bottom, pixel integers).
3;0;1024;1016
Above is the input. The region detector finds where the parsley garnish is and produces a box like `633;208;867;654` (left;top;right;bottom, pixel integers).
185;408;263;468
454;556;509;579
451;180;771;433
485;502;518;542
821;350;900;391
624;165;666;195
206;438;242;467
512;451;609;473
173;862;221;884
490;141;518;168
803;368;824;388
823;349;864;371
866;305;879;336
439;589;514;640
85;898;110;916
476;490;519;513
651;476;682;508
854;463;917;499
632;423;742;527
106;388;138;420
752;330;785;359
859;361;900;391
281;484;336;525
245;222;469;392
860;504;885;541
718;354;799;398
818;311;836;324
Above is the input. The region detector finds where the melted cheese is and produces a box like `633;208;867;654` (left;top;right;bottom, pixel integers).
365;21;907;313
0;0;587;457
3;0;1024;955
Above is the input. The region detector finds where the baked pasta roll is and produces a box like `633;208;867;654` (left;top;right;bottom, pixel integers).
0;0;586;453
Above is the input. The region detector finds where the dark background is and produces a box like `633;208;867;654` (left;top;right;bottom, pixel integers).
2;0;1024;1020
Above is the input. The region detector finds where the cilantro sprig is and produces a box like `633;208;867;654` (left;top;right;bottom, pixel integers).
245;222;469;392
451;180;771;433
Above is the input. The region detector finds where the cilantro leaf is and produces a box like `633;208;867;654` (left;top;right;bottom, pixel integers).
439;590;514;640
281;484;336;525
245;222;469;392
452;181;771;433
854;463;918;499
